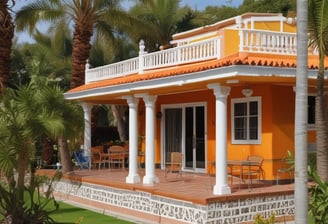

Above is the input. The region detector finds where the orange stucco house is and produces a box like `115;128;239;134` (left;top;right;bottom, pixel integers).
64;13;327;195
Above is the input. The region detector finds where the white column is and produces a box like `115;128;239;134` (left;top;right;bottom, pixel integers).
136;94;159;185
124;96;141;183
81;102;92;169
207;84;231;195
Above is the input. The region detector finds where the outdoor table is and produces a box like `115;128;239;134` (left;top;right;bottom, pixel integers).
227;159;260;191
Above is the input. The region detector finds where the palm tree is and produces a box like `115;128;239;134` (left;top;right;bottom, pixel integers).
20;24;73;90
294;0;309;222
0;77;82;222
15;0;141;89
308;0;328;182
12;28;78;171
0;0;15;92
0;83;65;201
29;76;84;173
129;0;197;51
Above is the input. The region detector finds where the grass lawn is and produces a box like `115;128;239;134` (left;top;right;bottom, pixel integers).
50;201;134;224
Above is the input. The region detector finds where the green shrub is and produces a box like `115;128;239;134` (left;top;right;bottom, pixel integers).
308;166;328;223
253;213;275;224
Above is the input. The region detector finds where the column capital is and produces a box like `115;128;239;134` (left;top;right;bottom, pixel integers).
135;94;157;106
80;102;93;111
207;83;230;98
122;95;139;107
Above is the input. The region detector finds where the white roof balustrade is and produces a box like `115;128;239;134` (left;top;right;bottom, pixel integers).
85;28;314;84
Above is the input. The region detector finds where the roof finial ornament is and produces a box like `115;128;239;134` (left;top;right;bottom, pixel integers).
139;39;145;54
86;59;90;70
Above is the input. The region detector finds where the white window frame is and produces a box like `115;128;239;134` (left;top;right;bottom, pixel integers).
231;96;262;144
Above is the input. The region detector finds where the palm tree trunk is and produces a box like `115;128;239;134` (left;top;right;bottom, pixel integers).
41;137;55;165
16;145;29;201
294;0;309;223
70;21;93;89
0;0;14;92
58;136;73;173
111;105;128;141
316;56;328;182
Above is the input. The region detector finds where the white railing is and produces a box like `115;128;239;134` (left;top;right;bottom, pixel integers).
85;57;139;83
143;37;221;70
239;29;297;55
86;37;221;83
85;29;317;84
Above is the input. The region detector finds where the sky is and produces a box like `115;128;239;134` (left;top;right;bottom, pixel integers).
12;0;243;44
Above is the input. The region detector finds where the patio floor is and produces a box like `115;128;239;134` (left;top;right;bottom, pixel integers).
36;168;296;223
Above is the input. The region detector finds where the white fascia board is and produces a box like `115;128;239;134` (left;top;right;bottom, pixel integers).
64;85;131;100
64;65;321;100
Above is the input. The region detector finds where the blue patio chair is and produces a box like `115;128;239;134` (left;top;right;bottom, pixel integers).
72;150;89;169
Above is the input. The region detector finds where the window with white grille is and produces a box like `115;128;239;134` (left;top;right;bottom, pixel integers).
231;97;261;144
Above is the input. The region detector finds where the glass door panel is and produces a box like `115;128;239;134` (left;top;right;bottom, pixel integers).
185;107;194;169
164;108;182;163
184;106;205;170
195;106;205;169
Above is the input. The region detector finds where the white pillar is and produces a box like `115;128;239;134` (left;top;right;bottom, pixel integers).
207;84;231;195
81;102;92;169
124;96;141;183
136;94;159;185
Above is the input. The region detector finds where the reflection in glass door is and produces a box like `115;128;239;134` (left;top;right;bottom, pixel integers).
184;106;205;171
164;108;182;163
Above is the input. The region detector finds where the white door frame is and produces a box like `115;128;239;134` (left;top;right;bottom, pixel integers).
160;102;207;173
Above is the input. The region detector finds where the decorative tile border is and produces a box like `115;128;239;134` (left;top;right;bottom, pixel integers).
51;180;294;224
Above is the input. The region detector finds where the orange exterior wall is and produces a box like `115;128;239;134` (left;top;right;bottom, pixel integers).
141;83;320;181
227;85;295;180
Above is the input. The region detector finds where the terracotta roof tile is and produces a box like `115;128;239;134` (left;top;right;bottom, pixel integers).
68;52;324;93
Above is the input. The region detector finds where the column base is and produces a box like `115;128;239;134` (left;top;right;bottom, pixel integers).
126;174;141;184
143;175;159;185
213;184;231;195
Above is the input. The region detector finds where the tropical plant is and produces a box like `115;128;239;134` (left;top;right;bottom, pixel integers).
0;83;66;199
308;0;328;183
28;76;84;173
308;166;328;223
129;0;197;51
0;172;61;224
9;43;31;88
15;0;142;89
0;0;15;92
239;0;296;16
12;24;85;172
253;213;275;224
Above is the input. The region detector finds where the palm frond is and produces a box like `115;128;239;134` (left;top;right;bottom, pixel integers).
308;0;328;56
15;0;65;34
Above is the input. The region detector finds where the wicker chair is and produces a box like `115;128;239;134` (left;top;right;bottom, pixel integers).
165;152;183;178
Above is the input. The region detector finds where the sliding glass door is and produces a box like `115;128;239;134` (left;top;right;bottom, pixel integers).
163;103;206;172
